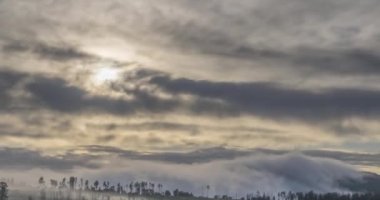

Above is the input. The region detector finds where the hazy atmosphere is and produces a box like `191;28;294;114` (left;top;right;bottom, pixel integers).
1;0;380;197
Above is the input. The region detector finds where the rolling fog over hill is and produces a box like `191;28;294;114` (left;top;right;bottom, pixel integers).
1;148;380;196
2;171;380;200
0;0;380;199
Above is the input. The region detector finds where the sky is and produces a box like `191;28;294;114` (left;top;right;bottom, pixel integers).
1;0;380;195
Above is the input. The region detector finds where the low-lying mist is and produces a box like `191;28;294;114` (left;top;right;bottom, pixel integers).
4;153;364;196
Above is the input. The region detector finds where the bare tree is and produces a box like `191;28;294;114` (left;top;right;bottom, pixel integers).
94;180;99;191
85;180;89;191
0;182;8;200
129;182;133;194
50;180;58;188
206;185;210;198
38;177;46;200
69;177;76;190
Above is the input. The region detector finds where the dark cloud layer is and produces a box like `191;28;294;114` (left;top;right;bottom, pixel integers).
82;145;252;164
0;147;100;171
0;70;178;115
2;68;380;126
2;42;92;61
87;121;282;136
151;75;380;121
2;144;371;173
222;46;380;75
27;76;178;114
76;146;380;169
0;129;48;139
162;21;380;76
0;70;28;110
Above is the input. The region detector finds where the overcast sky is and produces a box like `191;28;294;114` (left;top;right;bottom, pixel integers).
1;0;380;195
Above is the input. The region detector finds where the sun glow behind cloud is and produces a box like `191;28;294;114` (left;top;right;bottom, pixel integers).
93;66;120;85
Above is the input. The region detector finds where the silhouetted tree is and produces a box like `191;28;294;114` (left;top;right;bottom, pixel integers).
93;180;99;191
164;190;171;197
60;178;66;189
69;177;76;190
140;181;146;195
158;183;163;194
0;182;8;200
79;178;83;190
117;183;122;194
134;182;140;195
103;181;109;191
150;182;155;195
85;180;89;191
129;182;133;194
173;189;193;197
38;177;45;187
50;179;58;188
38;177;46;200
206;185;210;198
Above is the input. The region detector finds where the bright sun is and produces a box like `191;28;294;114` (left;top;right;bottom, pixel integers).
93;67;120;84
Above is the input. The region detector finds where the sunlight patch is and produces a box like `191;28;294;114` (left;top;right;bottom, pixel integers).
92;66;120;85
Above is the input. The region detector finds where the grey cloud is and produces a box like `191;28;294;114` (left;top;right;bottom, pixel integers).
88;121;283;137
326;123;363;136
288;48;380;75
150;76;380;121
0;70;28;110
1;0;380;81
303;150;380;168
27;77;90;112
153;15;380;76
90;121;201;135
2;67;380;132
124;146;251;164
26;75;178;115
0;147;100;171
79;146;380;168
247;149;380;174
2;41;92;61
4;145;379;173
129;0;380;76
0;130;49;139
96;134;117;143
11;144;380;178
0;70;27;93
221;46;380;75
0;120;53;139
0;69;179;115
32;43;91;61
79;145;251;164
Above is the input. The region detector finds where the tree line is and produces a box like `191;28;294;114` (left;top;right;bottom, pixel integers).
37;176;194;199
0;182;8;200
36;176;380;200
1;176;380;200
